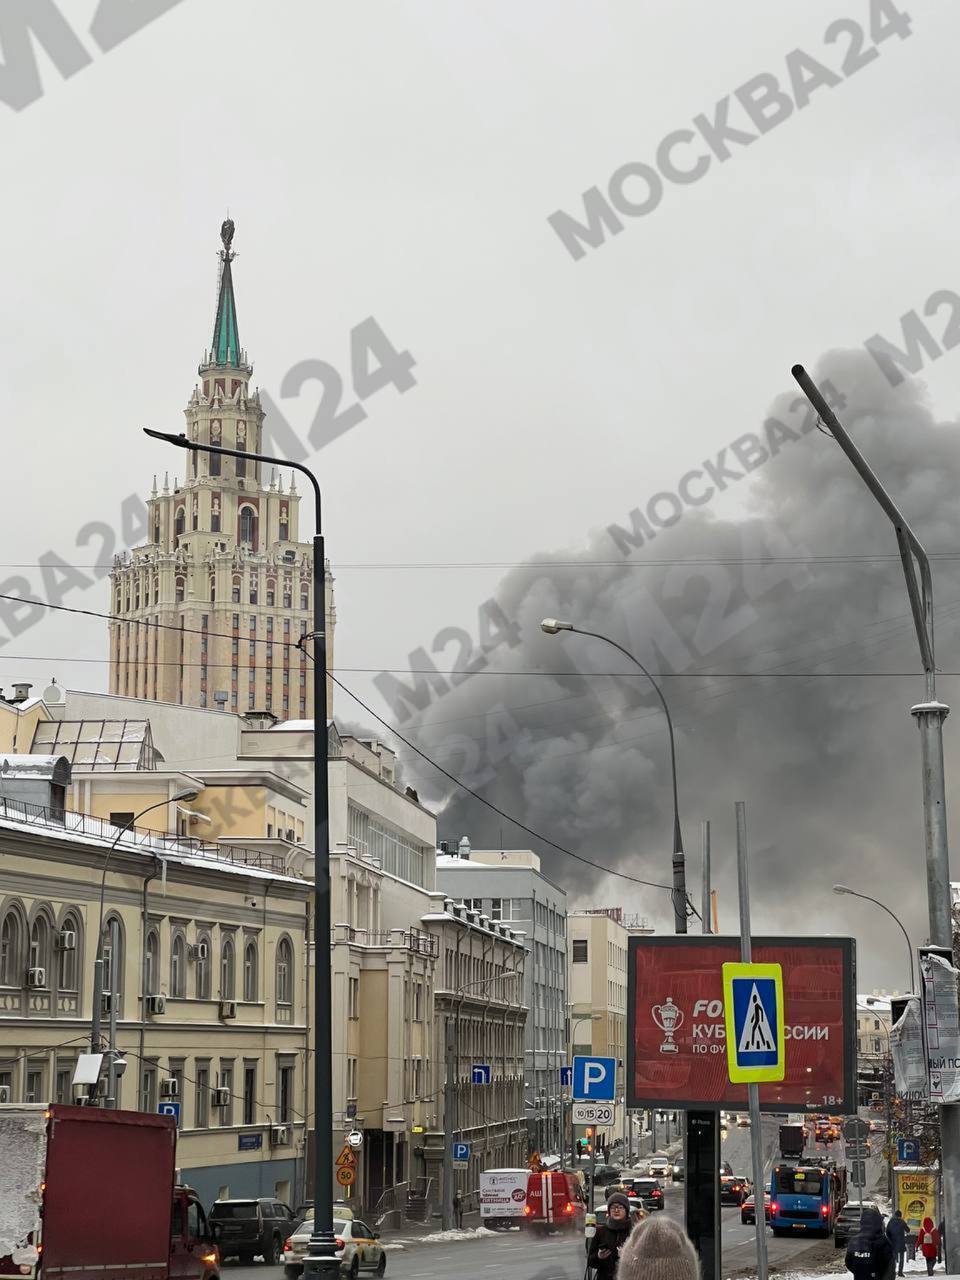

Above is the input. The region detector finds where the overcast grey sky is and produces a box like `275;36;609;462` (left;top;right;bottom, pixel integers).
4;0;960;991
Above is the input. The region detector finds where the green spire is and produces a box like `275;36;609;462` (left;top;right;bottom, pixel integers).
211;217;242;367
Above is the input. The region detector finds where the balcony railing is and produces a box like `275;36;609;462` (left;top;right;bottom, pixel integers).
0;795;291;875
332;924;439;957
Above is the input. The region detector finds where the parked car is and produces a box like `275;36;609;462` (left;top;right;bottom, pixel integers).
834;1201;882;1249
647;1155;671;1178
719;1160;733;1176
736;1115;750;1128
209;1197;298;1265
672;1158;684;1183
283;1213;386;1276
593;1164;622;1185
741;1191;773;1225
719;1175;750;1205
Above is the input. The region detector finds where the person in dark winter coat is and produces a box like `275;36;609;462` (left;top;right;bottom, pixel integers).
937;1219;945;1265
588;1193;634;1279
886;1209;908;1277
918;1218;941;1275
846;1207;895;1280
617;1214;700;1280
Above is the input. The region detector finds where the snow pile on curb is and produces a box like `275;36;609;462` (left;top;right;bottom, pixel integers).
385;1226;499;1249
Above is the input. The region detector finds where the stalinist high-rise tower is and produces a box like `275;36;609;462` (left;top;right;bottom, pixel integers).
109;220;335;718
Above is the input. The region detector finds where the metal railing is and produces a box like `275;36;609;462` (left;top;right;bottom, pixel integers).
332;925;439;956
0;795;291;874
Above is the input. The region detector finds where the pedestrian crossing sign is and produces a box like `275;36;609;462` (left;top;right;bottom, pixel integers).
722;962;785;1083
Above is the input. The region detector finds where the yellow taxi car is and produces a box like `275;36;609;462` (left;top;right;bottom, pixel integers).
283;1208;386;1277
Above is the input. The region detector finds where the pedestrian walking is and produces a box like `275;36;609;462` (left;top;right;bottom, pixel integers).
617;1214;699;1280
845;1206;895;1280
587;1193;634;1280
918;1218;940;1275
886;1209;908;1277
453;1188;463;1230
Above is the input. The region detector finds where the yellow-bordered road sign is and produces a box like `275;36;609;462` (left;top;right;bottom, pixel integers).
722;962;785;1083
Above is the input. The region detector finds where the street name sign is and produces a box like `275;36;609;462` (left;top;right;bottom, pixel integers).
471;1063;491;1085
722;962;785;1083
572;1055;617;1101
572;1102;615;1125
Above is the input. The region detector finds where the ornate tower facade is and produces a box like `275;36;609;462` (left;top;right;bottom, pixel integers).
109;221;336;717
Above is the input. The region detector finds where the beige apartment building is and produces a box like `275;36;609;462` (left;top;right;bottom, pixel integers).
568;908;650;1152
0;756;311;1208
108;219;335;718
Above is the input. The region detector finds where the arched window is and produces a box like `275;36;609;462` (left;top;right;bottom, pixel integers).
145;928;160;995
175;576;185;603
276;937;293;1007
0;909;22;987
102;917;124;1002
209;576;216;603
238;507;257;549
232;575;241;604
243;939;258;1002
196;931;212;1000
220;936;236;1000
300;582;309;610
29;914;50;980
57;912;81;991
235;442;246;479
174;507;185;539
171;932;186;999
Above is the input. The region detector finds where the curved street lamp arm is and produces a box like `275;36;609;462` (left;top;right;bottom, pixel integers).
845;888;916;994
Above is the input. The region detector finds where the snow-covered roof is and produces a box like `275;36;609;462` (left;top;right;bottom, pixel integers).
0;754;68;779
0;808;310;888
857;994;892;1014
268;719;335;731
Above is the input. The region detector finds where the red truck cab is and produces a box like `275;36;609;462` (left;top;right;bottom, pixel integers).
522;1169;587;1234
0;1105;219;1280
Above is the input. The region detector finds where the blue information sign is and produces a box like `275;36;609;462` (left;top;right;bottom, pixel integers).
572;1055;616;1101
158;1101;181;1124
471;1064;491;1085
238;1132;263;1151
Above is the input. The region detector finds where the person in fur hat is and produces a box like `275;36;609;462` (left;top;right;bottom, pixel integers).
616;1213;700;1280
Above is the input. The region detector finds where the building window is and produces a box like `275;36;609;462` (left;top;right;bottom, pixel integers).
239;507;257;547
28;915;49;978
300;586;309;609
413;982;422;1021
218;1061;234;1127
235;445;246;479
171;933;186;998
348;976;359;1020
195;1061;210;1128
142;1062;158;1113
175;577;185;603
167;1059;185;1119
57;913;81;990
102;918;123;1003
243;939;258;1002
174;507;185;538
211;510;221;533
572;939;588;963
232;578;241;603
145;929;160;995
55;1063;72;1103
196;931;212;1000
209;448;221;477
277;1059;294;1124
243;1062;257;1125
276;937;293;1007
220;936;235;1000
25;1063;45;1103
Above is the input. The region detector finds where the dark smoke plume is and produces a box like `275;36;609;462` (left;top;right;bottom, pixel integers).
396;351;960;992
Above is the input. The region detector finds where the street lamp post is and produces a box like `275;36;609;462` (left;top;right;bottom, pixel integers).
569;1012;602;1167
791;365;958;1273
90;789;198;1101
145;428;339;1277
833;885;916;994
540;620;687;931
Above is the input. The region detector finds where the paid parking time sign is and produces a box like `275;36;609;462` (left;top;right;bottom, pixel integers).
722;962;785;1084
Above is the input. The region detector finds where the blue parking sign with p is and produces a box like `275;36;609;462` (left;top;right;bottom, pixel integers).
158;1101;181;1124
572;1055;616;1101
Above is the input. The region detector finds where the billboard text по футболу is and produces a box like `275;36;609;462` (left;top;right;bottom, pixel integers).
627;936;856;1112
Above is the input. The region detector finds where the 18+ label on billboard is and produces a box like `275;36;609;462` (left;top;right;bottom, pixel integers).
722;962;785;1084
572;1055;616;1101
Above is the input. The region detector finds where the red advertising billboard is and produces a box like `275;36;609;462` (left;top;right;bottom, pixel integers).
627;936;856;1112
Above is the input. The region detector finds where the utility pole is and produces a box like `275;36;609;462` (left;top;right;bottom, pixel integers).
791;365;958;1273
105;919;119;1108
701;822;712;933
442;1017;456;1231
735;802;769;1280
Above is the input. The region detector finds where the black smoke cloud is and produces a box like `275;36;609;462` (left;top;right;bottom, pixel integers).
396;350;960;992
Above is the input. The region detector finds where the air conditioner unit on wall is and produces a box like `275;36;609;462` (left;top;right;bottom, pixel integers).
212;1087;230;1108
55;930;76;951
27;968;46;988
219;999;237;1019
0;1085;10;1103
160;1078;179;1099
147;994;166;1015
270;1124;289;1146
189;942;209;961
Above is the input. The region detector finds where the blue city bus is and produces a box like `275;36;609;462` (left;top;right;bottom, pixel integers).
770;1161;846;1236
